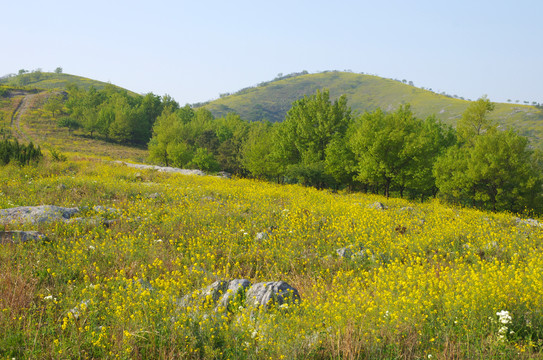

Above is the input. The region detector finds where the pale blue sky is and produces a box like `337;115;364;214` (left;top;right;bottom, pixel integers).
2;0;542;105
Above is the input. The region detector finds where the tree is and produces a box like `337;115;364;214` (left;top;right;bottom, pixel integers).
275;88;352;187
44;93;64;118
241;122;282;180
350;105;453;199
435;129;541;212
456;96;496;142
55;67;63;74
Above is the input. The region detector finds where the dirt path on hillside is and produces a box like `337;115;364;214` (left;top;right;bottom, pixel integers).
10;93;38;142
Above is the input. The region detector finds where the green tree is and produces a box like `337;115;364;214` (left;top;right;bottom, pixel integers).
457;96;496;142
275;88;352;187
55;67;63;74
44;93;64;118
435;129;541;212
241;122;283;180
190;147;219;172
351;106;416;197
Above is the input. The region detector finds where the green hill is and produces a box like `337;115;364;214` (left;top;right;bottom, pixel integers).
201;71;543;144
0;71;134;94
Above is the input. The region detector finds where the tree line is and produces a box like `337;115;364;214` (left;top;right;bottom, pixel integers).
59;84;177;145
60;86;542;214
148;89;542;214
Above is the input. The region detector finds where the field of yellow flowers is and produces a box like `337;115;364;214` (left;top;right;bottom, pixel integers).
1;158;543;359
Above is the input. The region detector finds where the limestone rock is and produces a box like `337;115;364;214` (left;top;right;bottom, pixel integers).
180;279;252;310
0;205;79;225
368;202;387;210
255;231;269;242
245;281;301;308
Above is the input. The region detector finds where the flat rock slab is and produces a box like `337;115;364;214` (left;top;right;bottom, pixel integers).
0;205;80;224
0;231;48;244
113;161;205;176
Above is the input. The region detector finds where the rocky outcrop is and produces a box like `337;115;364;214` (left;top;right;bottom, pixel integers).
113;161;206;176
179;279;300;311
0;231;48;244
0;205;79;225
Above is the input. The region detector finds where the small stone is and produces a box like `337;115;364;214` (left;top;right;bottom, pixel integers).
255;231;269;241
368;202;387;210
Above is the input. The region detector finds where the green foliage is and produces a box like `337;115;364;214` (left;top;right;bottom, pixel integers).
48;147;68;162
350;106;453;198
190;147;220;172
64;84;164;145
435;130;541;212
241;122;282;180
56;117;81;134
274;89;352;187
457;95;496;142
0;139;42;166
43;92;64;118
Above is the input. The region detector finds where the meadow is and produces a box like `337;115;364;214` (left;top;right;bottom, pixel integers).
2;157;543;359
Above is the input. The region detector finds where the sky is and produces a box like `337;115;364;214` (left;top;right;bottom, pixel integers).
2;0;542;105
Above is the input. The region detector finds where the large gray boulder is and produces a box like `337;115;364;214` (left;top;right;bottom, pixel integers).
0;231;48;244
180;279;251;310
245;281;301;308
0;205;79;225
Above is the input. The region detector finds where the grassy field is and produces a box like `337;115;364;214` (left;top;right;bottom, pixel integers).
202;71;543;145
1;158;543;359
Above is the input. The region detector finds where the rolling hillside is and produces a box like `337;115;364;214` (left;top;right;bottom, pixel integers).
0;71;135;94
201;71;543;144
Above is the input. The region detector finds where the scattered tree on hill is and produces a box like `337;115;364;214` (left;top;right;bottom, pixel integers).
44;93;64;118
55;67;63;74
456;95;495;142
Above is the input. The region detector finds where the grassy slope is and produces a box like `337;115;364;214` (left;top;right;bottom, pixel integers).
0;72;136;94
0;92;147;162
202;71;543;144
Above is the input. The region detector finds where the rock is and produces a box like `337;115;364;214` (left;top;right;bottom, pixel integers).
514;217;542;228
255;231;269;242
217;171;232;179
399;206;414;212
217;279;252;309
180;279;251;310
336;245;372;261
67;216;118;227
245;281;301;308
0;231;48;244
93;205;119;215
134;172;143;181
0;205;79;225
57;183;67;190
148;192;161;199
368;202;387;210
336;246;353;259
